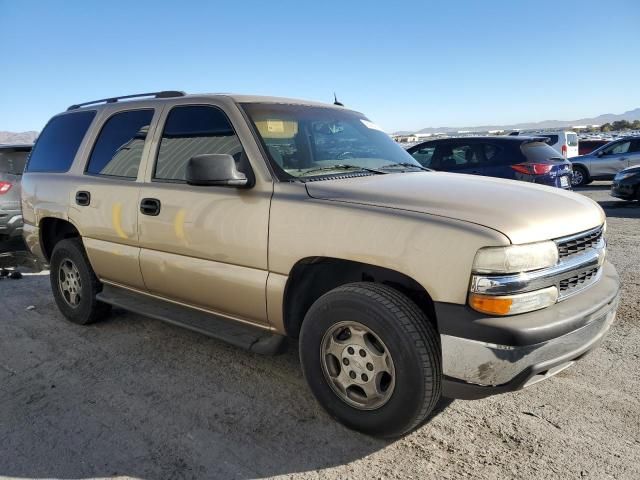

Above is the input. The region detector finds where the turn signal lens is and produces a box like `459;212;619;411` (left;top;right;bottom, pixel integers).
469;287;559;316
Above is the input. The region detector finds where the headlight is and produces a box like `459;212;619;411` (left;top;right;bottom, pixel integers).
472;241;559;274
614;171;638;181
469;287;559;316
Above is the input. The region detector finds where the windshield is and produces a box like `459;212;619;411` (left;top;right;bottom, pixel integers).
241;103;422;180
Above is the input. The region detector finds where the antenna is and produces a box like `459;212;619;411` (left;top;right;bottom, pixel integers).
333;93;344;107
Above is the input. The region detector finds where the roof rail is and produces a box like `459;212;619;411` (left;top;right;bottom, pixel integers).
67;91;186;111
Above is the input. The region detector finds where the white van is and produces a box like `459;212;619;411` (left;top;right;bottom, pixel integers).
520;131;579;159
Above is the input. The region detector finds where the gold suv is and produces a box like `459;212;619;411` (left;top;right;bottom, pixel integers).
22;92;620;437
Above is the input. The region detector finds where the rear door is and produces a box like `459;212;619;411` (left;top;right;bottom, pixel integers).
628;139;640;167
590;139;632;177
68;107;159;289
136;102;272;326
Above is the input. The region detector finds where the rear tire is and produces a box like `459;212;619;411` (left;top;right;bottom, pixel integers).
571;165;590;187
299;282;442;438
50;238;111;325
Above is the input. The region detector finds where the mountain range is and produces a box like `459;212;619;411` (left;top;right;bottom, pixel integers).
394;107;640;135
0;131;38;144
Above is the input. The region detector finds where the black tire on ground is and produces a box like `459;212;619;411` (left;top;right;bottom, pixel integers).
50;238;111;325
299;282;442;438
571;165;590;187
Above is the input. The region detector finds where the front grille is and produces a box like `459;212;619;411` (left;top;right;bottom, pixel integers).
559;267;599;297
556;226;603;258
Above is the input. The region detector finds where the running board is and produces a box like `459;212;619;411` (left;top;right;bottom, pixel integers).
96;285;286;355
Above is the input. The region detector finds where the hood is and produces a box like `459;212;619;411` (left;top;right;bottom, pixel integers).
618;165;640;175
305;172;605;244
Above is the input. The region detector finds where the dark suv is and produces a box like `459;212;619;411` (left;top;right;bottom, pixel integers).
407;136;573;189
0;144;32;245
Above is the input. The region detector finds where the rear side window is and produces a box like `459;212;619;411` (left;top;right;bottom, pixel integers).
26;110;96;173
521;142;564;161
86;109;154;179
567;133;578;147
154;105;243;181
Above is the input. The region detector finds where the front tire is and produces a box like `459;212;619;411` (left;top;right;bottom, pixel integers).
50;238;111;325
571;165;590;187
299;283;442;438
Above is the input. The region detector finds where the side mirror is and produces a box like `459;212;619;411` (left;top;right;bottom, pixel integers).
186;154;249;188
596;150;605;157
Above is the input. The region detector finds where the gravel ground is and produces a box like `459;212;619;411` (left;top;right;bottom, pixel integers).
0;183;638;480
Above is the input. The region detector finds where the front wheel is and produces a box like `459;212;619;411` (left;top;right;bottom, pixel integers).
571;165;590;187
299;283;442;438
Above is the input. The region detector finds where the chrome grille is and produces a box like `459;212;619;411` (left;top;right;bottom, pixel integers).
559;267;600;298
556;226;603;258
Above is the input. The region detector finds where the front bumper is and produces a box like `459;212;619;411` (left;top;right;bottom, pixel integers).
438;261;620;399
611;181;637;200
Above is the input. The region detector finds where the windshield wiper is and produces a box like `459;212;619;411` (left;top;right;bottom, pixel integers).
301;164;387;176
381;162;430;172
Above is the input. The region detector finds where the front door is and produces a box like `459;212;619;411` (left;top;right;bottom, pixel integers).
591;140;632;178
137;104;271;325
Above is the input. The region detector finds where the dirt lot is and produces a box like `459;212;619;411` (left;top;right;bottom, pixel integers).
0;183;638;480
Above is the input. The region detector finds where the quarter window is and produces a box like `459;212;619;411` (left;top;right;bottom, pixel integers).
410;146;436;167
154;105;243;181
26;110;96;173
86;109;154;178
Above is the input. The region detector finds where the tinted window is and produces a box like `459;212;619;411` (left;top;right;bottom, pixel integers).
0;148;31;175
483;144;501;161
603;141;630;155
26;111;96;173
567;133;578;147
521;142;564;161
410;145;436;167
86;109;154;178
432;143;482;169
154;105;242;181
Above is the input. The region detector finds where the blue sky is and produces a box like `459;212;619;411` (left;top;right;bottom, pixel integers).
1;0;639;132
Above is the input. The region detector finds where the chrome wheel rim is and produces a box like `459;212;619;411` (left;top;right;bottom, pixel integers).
320;321;396;410
572;169;583;186
58;259;82;308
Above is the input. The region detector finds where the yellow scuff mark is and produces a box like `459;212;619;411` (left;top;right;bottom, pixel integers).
174;208;187;243
112;203;128;239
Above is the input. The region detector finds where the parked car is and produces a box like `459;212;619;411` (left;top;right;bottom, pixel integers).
0;144;32;245
513;130;579;158
578;139;609;156
22;91;619;437
611;165;640;201
406;136;573;189
570;137;640;187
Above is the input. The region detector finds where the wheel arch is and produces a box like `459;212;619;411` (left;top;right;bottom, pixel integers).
39;217;82;261
282;256;437;339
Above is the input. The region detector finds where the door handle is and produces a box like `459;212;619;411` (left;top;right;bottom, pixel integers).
140;198;161;216
75;191;91;206
618;157;627;161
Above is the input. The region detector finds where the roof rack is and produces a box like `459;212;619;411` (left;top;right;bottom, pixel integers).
67;91;186;111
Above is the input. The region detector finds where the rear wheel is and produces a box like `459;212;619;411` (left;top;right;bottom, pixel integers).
50;238;111;325
299;282;442;438
571;165;590;187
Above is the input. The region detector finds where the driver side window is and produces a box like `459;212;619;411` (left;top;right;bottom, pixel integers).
603;141;630;155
